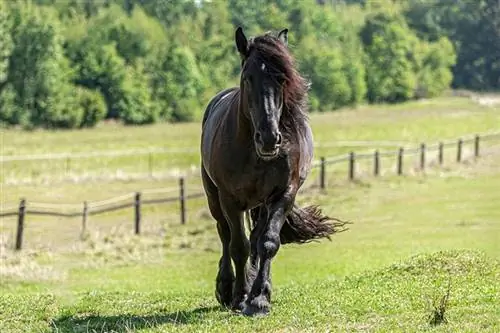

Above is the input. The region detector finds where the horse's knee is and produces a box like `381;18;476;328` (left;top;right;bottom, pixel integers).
259;232;280;259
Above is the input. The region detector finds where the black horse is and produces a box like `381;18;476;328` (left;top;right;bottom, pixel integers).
200;27;346;316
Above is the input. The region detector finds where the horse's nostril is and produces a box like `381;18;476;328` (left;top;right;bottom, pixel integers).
255;131;263;145
255;130;281;150
276;133;282;146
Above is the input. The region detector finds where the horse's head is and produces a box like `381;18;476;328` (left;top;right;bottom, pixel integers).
235;27;290;160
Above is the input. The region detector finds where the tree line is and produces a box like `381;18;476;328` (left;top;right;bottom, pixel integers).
0;0;494;129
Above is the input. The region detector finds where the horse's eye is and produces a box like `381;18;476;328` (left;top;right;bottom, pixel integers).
276;75;286;86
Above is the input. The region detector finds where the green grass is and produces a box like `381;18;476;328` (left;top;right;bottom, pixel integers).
2;250;499;332
2;96;499;251
1;97;499;332
1;96;499;184
1;152;499;332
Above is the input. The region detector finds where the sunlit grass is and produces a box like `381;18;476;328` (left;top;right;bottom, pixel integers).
1;96;499;184
1;97;500;332
1;152;499;332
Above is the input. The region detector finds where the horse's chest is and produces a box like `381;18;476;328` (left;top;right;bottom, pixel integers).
222;159;290;206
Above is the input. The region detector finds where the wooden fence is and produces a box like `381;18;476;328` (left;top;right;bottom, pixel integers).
0;140;415;183
1;131;499;251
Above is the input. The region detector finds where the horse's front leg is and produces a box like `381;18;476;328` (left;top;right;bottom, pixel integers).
243;194;293;316
220;195;251;312
201;168;234;308
249;206;266;272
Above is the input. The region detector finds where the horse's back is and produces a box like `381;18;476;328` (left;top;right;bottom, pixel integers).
202;87;239;127
201;87;239;184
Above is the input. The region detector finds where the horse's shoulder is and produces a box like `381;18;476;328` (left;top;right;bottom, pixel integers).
202;87;239;126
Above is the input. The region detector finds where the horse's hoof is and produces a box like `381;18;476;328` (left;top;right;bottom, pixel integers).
215;289;232;308
242;296;270;317
230;293;248;313
230;302;244;313
242;304;270;317
215;277;234;308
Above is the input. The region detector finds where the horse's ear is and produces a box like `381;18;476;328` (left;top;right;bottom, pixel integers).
278;28;288;46
235;27;249;59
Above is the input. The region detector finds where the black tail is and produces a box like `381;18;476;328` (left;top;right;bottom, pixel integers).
280;205;350;244
246;205;350;245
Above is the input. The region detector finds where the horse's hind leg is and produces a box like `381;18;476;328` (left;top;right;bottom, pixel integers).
201;167;234;308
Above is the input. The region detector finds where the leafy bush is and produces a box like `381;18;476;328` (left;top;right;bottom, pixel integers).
77;87;107;128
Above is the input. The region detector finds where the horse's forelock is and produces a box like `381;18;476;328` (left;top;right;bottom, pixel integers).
248;34;308;111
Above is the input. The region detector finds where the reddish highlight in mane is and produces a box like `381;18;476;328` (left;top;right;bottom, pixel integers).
247;34;310;124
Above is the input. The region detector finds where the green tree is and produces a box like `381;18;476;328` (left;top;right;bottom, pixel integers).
119;64;160;125
6;3;81;128
149;44;206;122
404;0;500;90
66;39;127;120
195;0;240;95
0;84;20;126
414;37;456;98
0;0;469;129
361;11;419;103
76;87;107;128
298;38;352;111
85;4;167;65
137;0;198;28
0;2;16;125
0;1;13;87
35;0;111;18
64;4;167;124
228;0;274;34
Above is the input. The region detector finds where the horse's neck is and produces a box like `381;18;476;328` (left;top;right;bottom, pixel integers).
233;94;253;142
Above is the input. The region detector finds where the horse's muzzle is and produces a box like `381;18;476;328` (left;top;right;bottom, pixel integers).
254;130;282;160
256;146;280;160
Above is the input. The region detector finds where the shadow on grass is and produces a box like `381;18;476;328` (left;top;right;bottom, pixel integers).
51;306;222;332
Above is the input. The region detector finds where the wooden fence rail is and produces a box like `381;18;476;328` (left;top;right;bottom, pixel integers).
1;131;499;251
0;140;425;183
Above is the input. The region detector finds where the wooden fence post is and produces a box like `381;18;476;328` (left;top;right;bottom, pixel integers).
15;199;26;251
374;150;380;177
134;192;141;234
457;138;463;163
81;201;88;240
179;177;186;225
397;148;404;175
65;157;71;175
148;153;153;178
420;143;426;171
474;135;480;158
320;157;326;189
438;142;444;166
348;152;355;180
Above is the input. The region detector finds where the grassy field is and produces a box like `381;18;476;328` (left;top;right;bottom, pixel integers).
1;152;499;332
0;96;499;332
1;96;499;251
1;96;499;184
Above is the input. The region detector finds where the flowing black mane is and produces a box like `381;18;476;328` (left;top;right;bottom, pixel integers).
244;32;310;133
